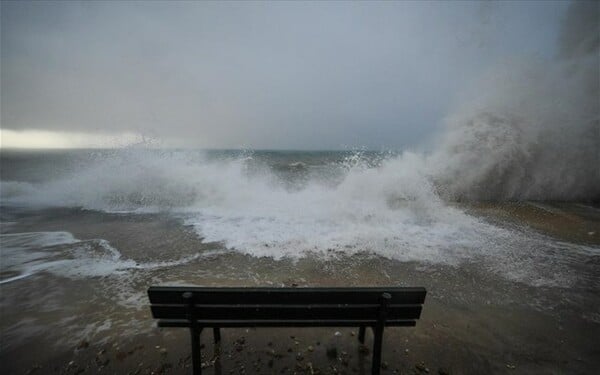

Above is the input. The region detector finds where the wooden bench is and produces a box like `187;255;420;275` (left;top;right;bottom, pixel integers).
148;286;426;375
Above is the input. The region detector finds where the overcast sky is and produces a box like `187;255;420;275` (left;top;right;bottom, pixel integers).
1;1;572;149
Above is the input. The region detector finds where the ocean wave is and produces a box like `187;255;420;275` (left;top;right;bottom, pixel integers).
1;150;598;288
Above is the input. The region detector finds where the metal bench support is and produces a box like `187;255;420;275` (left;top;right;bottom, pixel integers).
183;292;202;375
372;293;391;375
359;325;366;344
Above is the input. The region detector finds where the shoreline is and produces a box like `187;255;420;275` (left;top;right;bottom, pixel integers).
1;203;599;374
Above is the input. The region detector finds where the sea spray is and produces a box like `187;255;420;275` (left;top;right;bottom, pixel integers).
428;1;599;201
428;58;599;201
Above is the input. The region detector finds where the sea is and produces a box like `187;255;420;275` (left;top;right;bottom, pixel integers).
1;147;599;373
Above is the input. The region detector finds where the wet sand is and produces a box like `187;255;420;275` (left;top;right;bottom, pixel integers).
1;203;599;374
467;202;600;245
4;290;598;375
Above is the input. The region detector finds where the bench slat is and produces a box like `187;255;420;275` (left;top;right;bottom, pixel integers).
151;304;422;320
148;286;426;305
157;319;417;328
148;286;426;375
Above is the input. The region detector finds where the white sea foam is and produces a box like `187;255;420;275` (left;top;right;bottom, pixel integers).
179;152;493;264
0;231;204;284
0;231;79;251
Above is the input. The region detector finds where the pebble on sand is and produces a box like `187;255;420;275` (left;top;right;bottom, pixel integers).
416;362;429;373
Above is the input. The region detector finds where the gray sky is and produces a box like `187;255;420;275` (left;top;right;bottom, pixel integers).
1;1;571;149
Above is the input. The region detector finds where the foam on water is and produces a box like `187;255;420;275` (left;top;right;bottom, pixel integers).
180;152;491;264
0;231;205;284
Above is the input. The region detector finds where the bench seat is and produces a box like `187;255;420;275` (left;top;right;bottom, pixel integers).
148;286;426;375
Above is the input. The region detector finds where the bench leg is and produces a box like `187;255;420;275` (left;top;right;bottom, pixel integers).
358;326;366;344
371;325;384;375
213;327;221;344
190;327;202;375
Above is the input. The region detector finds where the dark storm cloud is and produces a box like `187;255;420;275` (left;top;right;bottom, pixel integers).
1;1;568;149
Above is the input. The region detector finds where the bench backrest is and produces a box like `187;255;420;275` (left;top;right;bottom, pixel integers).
148;287;426;326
